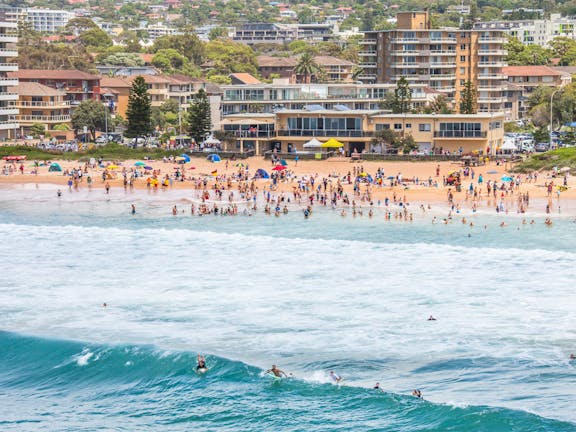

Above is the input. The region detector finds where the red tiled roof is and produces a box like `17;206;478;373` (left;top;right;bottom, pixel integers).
502;65;564;77
229;73;262;84
10;81;67;97
100;76;132;88
13;69;100;80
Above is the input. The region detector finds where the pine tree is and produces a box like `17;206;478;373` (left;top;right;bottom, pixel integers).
459;81;477;114
125;76;152;138
187;88;212;145
391;77;412;114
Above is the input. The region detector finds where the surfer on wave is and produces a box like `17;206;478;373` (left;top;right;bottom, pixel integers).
196;354;207;371
266;364;288;378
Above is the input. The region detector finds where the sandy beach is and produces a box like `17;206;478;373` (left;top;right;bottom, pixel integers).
1;156;575;216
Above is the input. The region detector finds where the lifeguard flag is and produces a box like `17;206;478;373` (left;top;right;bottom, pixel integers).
211;170;218;176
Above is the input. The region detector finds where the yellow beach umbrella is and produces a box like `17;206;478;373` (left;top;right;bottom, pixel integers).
106;165;120;170
321;138;344;148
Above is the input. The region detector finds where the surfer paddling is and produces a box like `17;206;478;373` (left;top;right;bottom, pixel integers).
266;365;288;378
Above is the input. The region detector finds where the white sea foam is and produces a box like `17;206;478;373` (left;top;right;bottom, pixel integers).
1;210;576;422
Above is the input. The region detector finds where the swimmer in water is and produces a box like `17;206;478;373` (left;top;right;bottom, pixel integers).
196;354;207;371
266;365;288;378
569;354;576;360
412;389;422;398
374;382;384;392
131;204;136;214
57;189;62;197
427;315;437;321
329;371;343;383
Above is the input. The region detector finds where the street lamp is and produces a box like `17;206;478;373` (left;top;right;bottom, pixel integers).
102;93;114;141
549;88;561;150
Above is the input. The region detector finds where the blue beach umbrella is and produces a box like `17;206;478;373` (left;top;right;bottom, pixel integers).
179;154;191;163
207;154;221;163
501;176;513;182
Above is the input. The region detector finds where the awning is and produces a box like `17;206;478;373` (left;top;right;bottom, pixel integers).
321;138;344;148
303;137;323;148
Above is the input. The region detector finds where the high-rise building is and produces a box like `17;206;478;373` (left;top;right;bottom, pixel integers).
359;12;507;113
9;8;74;33
0;18;18;139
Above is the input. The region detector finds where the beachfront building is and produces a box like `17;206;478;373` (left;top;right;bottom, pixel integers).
10;70;101;106
257;55;356;83
503;65;572;119
474;14;576;47
12;82;72;139
219;81;437;116
0;18;18;140
359;12;508;113
219;109;504;156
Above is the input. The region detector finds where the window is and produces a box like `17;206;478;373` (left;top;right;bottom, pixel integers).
419;123;431;132
460;67;466;74
460;44;466;50
405;123;412;129
376;124;390;130
460;55;466;62
394;123;402;130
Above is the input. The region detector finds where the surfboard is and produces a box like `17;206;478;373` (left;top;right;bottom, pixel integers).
196;367;208;374
266;372;283;381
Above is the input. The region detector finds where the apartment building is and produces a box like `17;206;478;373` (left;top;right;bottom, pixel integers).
360;12;508;113
13;82;72;138
257;55;356;83
233;23;334;45
503;65;571;119
11;70;101;105
0;19;18;140
219;109;504;155
475;14;576;47
9;8;74;33
219;81;437;116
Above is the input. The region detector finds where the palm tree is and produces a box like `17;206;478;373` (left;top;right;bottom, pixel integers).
294;52;322;84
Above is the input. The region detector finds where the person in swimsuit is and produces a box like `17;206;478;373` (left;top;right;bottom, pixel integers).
266;365;287;378
412;389;422;398
329;371;342;383
196;354;207;370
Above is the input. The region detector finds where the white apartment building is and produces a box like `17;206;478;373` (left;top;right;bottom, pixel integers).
0;19;18;139
475;14;576;47
11;8;74;33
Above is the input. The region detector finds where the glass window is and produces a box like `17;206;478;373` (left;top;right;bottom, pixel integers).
419;123;431;131
394;123;402;130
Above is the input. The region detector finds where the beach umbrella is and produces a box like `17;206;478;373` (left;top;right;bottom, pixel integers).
235;162;245;168
272;165;286;171
255;168;269;179
501;176;513;182
179;154;191;163
358;172;368;177
207;154;221;163
144;165;153;170
107;165;120;170
48;162;62;172
280;159;287;166
321;138;344;148
135;161;146;167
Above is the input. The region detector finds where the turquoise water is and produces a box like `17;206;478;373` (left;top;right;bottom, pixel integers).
1;185;575;431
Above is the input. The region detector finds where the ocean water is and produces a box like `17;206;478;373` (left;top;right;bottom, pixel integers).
1;184;576;431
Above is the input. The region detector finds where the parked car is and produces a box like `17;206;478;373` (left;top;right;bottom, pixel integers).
534;142;550;152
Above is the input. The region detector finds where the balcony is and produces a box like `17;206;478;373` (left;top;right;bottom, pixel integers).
478;73;506;79
429;38;457;44
0;77;18;87
430;63;456;68
0;62;17;72
16;115;71;123
362;62;377;68
0;34;18;43
478;37;507;44
478;62;505;67
0;120;18;129
434;130;487;139
430;50;456;56
392;50;430;56
0;107;17;115
277;129;374;138
477;97;506;103
478;49;506;55
430;74;456;80
17;101;71;108
359;40;376;45
359;51;377;56
0;49;18;58
0;92;17;101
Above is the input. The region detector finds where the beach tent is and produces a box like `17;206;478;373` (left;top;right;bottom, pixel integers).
255;168;269;179
207;154;221;163
48;162;62;172
280;159;287;166
135;161;146;167
303;138;323;148
321;138;344;148
203;135;221;146
179;154;191;163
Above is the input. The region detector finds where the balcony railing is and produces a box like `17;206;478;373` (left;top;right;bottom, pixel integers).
434;131;487;138
17;101;71;107
430;74;456;80
278;129;374;137
16;115;71;122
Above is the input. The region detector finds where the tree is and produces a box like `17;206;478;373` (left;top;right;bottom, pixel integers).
78;28;113;50
208;27;229;41
205;39;259;76
459;81;477;114
550;37;576;65
152;34;205;65
390;77;412;114
428;95;453;114
187;89;212;144
294;51;322;83
30;123;46;138
71;99;108;141
371;128;396;154
101;52;144;66
505;36;552;66
151;49;196;75
125;76;152;138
